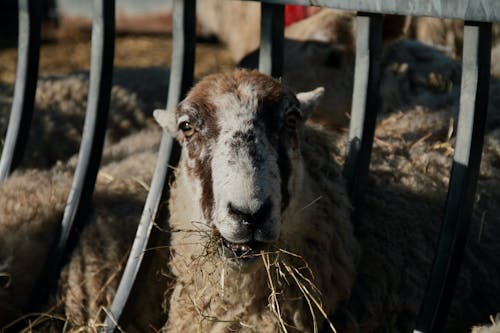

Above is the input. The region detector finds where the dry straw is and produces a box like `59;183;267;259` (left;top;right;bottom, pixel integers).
261;248;337;333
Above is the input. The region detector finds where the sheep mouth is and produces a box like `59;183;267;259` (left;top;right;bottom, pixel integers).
218;238;265;262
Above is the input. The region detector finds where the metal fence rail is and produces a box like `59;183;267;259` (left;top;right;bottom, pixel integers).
343;12;382;213
415;21;492;333
259;3;285;77
0;0;40;181
0;0;497;332
25;0;116;313
102;0;195;330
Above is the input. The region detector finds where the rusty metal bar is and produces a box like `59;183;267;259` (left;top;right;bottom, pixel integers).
343;12;382;210
26;0;115;312
414;21;492;333
243;0;500;23
0;0;41;181
101;0;196;331
259;2;284;77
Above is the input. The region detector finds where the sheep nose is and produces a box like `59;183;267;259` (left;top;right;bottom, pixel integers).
227;198;272;228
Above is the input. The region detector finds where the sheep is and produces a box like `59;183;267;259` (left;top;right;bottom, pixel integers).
0;69;499;332
0;69;167;170
405;16;500;58
196;2;403;62
283;19;500;128
0;128;171;332
198;1;499;128
238;34;467;129
333;109;500;332
197;0;500;62
197;0;261;62
154;69;359;332
198;1;407;127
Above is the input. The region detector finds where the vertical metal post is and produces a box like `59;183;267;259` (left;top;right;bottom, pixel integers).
0;0;41;181
101;0;196;331
343;13;383;209
25;0;115;313
414;21;492;333
259;2;284;77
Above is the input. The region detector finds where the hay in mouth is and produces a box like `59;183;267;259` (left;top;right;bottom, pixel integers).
218;238;266;261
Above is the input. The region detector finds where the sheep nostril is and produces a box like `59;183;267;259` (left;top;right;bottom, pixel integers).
228;203;253;225
228;198;272;227
254;198;272;225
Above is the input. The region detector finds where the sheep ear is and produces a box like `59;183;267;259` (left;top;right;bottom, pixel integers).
296;87;324;118
153;109;176;135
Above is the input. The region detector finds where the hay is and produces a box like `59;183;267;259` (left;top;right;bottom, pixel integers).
261;248;337;333
163;225;339;333
471;314;500;333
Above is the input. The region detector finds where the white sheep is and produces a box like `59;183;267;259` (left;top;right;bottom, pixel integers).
0;70;164;170
0;69;499;333
154;69;358;332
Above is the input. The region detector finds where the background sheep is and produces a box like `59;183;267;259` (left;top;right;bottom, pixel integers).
1;69;499;332
197;0;500;61
239;34;472;129
0;128;171;332
201;3;407;127
0;69;169;170
199;1;500;128
332;110;500;332
405;16;500;59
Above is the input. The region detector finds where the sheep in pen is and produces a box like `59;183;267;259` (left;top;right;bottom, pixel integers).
0;1;499;332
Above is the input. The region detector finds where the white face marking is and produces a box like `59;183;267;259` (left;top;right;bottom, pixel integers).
209;92;280;243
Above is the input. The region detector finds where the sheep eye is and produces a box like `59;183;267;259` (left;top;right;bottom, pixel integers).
284;112;300;129
179;121;195;137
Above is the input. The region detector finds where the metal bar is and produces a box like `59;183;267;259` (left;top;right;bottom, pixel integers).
242;0;500;23
25;0;115;312
0;0;41;181
343;13;382;210
414;21;492;333
101;0;196;331
259;2;284;77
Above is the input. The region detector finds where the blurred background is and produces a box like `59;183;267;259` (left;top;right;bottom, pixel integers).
0;0;233;87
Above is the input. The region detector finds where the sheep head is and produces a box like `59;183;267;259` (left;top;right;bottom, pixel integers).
155;70;324;266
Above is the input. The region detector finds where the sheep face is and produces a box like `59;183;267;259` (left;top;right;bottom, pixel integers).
155;70;323;265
